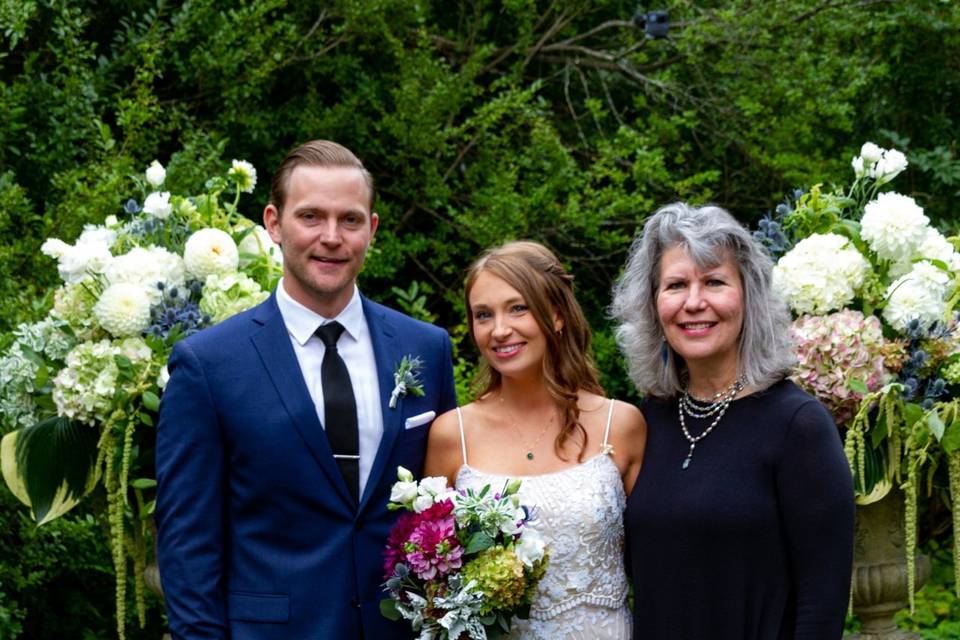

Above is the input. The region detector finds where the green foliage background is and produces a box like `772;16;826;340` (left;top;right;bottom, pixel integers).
1;0;958;637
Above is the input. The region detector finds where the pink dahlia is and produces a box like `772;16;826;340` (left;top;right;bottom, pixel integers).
383;510;419;578
404;500;464;580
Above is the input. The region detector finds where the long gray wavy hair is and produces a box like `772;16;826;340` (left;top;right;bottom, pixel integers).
610;202;795;398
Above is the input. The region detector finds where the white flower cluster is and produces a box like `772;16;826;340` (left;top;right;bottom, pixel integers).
238;224;282;266
773;233;871;314
851;142;908;185
41;225;117;284
390;468;458;514
883;260;952;332
52;338;152;425
860;192;930;263
104;246;187;304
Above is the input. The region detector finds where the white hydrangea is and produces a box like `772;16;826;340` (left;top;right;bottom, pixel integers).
773;233;871;314
184;228;239;279
871;149;908;185
104;245;186;304
228;159;257;194
143;191;172;219
238;224;282;266
145;160;166;187
94;282;152;337
860;192;929;262
882;261;950;332
41;225;116;284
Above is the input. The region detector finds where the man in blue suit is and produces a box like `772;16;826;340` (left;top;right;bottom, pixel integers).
156;140;457;639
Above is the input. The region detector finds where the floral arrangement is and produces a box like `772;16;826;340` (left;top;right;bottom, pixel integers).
0;158;282;639
381;467;548;639
754;142;960;607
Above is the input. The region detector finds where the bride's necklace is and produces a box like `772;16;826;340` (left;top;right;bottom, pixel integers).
678;375;746;470
499;393;555;461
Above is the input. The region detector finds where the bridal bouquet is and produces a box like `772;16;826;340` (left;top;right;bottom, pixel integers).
753;142;960;604
0;158;282;638
381;467;548;640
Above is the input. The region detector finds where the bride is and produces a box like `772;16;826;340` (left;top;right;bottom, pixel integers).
425;241;646;640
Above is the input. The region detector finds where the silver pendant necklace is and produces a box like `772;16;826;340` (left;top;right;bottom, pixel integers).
678;376;746;470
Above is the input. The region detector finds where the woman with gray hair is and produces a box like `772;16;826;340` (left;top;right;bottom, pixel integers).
611;202;854;639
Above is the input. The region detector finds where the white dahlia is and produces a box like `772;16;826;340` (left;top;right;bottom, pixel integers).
143;191;173;219
860;192;929;262
94;283;152;337
228;159;257;194
184;228;239;279
773;233;871;315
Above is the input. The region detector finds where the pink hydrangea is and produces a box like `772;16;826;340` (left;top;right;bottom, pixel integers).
403;500;464;580
790;310;891;426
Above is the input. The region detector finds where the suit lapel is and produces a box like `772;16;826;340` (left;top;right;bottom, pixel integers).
249;295;355;508
358;296;404;512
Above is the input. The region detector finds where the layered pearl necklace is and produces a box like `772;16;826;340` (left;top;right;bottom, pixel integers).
678;375;746;470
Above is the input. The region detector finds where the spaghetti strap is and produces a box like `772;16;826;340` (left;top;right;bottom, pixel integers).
456;407;468;465
602;399;615;447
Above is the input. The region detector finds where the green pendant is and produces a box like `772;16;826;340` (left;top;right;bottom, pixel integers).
526;452;534;460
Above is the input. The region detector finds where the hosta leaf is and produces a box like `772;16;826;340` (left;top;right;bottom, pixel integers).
11;416;99;524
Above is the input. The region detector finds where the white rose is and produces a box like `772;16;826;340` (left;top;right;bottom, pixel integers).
41;238;71;259
390;480;418;504
514;528;546;567
412;495;434;513
418;475;449;498
145;160;166;187
860;142;883;164
860;192;929;262
143;191;173;219
94;283;152;337
873;149;908;185
183;228;239;279
851;156;865;178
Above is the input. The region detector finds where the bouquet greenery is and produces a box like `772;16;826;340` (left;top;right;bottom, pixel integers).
754;142;960;607
0;158;282;638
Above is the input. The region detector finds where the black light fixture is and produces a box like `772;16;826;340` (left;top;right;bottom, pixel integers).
633;7;670;39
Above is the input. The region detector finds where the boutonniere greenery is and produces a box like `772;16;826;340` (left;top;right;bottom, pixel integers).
390;355;425;409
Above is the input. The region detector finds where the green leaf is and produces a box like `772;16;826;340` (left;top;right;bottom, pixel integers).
139;412;154;427
465;531;495;554
13;416;99;524
942;420;960;454
498;612;511;632
379;598;401;621
903;402;924;429
114;354;134;382
130;478;156;490
927;411;946;442
142;391;161;412
480;614;497;625
870;417;888;448
847;378;869;394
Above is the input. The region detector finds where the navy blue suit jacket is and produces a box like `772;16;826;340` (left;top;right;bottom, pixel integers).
155;293;457;639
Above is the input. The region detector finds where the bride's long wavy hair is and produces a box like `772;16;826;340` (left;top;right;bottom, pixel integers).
464;241;604;461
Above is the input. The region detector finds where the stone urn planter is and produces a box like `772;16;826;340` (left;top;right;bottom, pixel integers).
846;488;931;639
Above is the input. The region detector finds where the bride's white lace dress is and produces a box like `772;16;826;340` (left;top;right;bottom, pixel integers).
453;403;632;640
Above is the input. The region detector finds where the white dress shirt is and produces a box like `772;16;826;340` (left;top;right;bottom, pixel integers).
275;280;383;499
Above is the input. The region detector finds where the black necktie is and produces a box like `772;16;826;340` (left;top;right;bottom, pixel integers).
315;322;359;503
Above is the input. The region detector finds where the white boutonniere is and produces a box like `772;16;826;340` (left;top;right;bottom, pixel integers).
390;355;425;409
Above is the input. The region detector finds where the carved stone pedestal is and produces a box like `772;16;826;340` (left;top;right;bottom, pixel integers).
846;490;930;639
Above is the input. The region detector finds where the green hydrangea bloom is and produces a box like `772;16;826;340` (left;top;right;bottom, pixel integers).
460;545;528;616
52;282;104;341
199;272;268;323
943;359;960;385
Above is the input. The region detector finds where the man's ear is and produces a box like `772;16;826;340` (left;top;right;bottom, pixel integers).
263;204;281;244
370;212;379;237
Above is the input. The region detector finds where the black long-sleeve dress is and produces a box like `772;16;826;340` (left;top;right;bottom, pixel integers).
627;379;854;640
